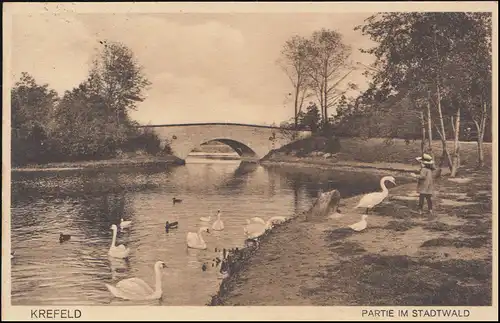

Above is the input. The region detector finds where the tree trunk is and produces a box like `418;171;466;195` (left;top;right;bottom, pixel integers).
426;93;433;153
473;101;488;168
435;83;452;171
420;109;426;155
450;108;461;177
294;81;300;129
477;137;484;168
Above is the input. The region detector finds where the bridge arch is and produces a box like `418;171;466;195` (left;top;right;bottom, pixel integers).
194;138;258;158
139;123;312;162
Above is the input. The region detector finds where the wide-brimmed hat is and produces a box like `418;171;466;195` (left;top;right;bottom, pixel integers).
416;153;434;164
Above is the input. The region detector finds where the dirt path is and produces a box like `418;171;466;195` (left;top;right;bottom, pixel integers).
211;169;493;306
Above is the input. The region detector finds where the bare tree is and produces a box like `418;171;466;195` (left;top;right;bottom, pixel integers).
304;29;354;125
277;35;311;129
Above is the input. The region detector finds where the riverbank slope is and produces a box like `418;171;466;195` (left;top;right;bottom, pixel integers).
210;165;493;306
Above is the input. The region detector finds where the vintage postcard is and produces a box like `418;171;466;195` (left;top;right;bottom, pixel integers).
2;1;498;321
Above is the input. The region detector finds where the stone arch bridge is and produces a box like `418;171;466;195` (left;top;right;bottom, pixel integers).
137;123;312;161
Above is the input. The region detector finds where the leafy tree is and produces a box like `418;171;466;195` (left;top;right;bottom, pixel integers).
89;40;151;127
355;12;492;175
11;73;59;165
299;102;322;133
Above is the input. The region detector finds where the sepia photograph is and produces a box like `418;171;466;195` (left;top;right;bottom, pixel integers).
2;1;497;321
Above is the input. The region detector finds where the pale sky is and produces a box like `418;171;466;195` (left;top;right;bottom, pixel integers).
11;12;377;126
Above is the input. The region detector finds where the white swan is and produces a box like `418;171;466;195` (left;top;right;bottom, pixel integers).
243;217;284;240
211;210;224;231
355;176;396;214
199;213;212;222
247;216;287;227
105;261;167;300
108;224;130;259
120;218;132;229
349;215;368;232
243;222;269;239
187;227;210;250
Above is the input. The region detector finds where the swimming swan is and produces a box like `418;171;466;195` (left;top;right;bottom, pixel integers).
109;224;130;259
105;261;167;300
349;215;368;232
355;176;396;214
187;227;210;250
211;210;224;231
199;214;212;222
120;218;132;229
246;216;287;227
243;218;281;240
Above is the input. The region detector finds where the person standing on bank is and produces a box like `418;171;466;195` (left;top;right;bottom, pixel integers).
411;153;436;217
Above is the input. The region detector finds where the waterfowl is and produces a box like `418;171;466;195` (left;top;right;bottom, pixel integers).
186;227;210;250
200;213;212;222
211;210;224;231
201;263;207;271
105;261;167;300
59;233;71;243
243;222;270;240
355;176;396;214
165;221;178;232
120;218;132;229
11;251;15;259
245;239;260;248
108;224;130;259
349;215;368;232
172;197;183;205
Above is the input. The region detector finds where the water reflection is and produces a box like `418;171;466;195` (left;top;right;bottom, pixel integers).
10;159;410;305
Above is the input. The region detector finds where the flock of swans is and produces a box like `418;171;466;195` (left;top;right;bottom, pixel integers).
51;175;395;302
103;206;289;301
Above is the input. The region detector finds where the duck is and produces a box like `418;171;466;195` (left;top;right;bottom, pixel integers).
355;176;396;214
120;218;132;229
211;210;224;231
172;197;182;205
11;251;15;259
108;224;130;259
59;233;71;243
186;227;210;250
165;221;179;232
201;263;207;272
349;215;368;232
105;261;167;300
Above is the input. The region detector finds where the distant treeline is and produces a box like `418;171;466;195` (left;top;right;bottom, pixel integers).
11;41;171;167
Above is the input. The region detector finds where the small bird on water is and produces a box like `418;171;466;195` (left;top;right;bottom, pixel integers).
59;233;71;243
165;221;179;232
201;263;207;271
172;197;183;205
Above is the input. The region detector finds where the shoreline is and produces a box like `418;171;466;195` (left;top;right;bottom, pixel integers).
10;155;186;172
208;157;492;306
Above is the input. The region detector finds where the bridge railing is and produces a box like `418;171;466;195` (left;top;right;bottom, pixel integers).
135;122;309;131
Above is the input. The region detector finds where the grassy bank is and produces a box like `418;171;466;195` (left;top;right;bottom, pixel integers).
209;166;493;306
11;154;185;171
263;137;492;171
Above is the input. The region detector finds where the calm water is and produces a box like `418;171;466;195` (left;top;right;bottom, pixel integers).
10;157;410;306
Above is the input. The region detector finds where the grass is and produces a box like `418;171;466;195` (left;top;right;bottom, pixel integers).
264;136;492;170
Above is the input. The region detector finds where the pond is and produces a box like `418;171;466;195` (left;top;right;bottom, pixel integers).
10;157;411;305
